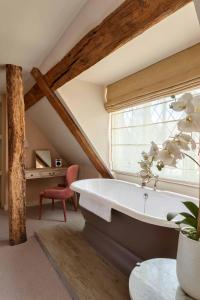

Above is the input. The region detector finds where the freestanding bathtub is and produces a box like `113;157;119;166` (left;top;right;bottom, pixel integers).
71;178;198;275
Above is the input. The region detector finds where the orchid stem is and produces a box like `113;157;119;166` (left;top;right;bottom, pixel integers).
182;152;200;167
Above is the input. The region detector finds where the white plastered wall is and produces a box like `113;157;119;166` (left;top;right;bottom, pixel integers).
57;79;110;168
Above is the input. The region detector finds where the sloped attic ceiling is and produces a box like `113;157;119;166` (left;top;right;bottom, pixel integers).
26;98;99;178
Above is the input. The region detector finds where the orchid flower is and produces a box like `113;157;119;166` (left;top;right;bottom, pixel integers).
174;133;196;151
158;150;177;167
138;148;157;183
141;151;149;161
170;93;194;114
148;141;159;160
138;92;200;184
193;95;200;113
178;112;200;132
163;140;182;159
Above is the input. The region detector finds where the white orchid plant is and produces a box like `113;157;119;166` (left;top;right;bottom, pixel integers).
139;92;200;240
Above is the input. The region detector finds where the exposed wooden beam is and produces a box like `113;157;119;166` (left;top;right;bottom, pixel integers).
6;64;27;245
31;67;113;179
25;0;191;110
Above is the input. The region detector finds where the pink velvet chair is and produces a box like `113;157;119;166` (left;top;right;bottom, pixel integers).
39;165;79;222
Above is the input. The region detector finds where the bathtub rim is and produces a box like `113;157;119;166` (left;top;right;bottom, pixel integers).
71;178;198;229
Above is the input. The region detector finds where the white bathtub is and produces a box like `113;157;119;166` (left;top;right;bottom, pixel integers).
71;178;198;228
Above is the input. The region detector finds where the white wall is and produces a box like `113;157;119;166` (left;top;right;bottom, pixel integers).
26;97;99;179
58;79;110;167
25;115;60;168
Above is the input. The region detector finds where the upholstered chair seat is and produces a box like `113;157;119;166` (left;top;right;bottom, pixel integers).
39;165;79;222
41;186;74;200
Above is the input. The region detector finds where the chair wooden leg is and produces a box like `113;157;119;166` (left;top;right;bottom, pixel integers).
62;199;67;222
39;195;43;220
72;193;78;211
52;198;55;209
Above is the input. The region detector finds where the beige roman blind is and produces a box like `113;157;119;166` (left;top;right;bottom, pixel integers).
105;43;200;112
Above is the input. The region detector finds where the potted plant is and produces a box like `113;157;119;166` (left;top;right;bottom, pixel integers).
167;201;200;299
139;92;200;299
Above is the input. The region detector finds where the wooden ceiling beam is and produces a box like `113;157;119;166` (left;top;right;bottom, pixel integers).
31;67;113;179
25;0;191;110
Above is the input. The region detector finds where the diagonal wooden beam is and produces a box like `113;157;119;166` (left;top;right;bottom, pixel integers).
25;0;191;110
31;67;113;179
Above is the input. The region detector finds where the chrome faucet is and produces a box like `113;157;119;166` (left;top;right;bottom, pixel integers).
153;176;159;191
141;181;146;188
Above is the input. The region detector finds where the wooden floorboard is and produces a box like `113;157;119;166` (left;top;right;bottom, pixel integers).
36;225;129;300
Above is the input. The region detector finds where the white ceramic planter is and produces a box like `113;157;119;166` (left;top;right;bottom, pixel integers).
177;231;200;300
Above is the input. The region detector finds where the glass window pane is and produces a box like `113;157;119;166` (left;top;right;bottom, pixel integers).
110;88;200;184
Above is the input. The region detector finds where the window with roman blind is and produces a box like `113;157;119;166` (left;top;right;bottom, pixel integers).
110;88;200;185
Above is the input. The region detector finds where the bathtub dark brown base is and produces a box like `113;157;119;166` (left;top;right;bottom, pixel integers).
81;207;179;275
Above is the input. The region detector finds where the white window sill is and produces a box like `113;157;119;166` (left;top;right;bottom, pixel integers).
112;169;199;189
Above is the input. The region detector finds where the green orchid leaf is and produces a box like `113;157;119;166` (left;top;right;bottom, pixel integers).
167;212;178;221
182;201;199;219
180;219;196;228
178;213;197;229
176;219;184;225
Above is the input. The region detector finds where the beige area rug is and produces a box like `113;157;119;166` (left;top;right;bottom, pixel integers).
36;225;129;300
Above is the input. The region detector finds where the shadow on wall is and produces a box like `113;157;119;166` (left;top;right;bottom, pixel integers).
25;115;61;169
25;114;100;206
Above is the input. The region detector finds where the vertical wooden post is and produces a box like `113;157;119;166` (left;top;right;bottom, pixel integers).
1;94;8;210
6;64;27;245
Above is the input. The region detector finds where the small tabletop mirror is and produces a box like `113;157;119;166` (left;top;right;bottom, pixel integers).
35;150;52;168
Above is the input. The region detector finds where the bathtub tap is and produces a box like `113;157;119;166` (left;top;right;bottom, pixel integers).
153;176;159;191
141;182;146;188
141;175;159;191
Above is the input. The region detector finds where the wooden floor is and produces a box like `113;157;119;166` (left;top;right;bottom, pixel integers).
36;225;129;300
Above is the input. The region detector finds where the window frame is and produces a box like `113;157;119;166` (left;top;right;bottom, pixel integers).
109;89;200;188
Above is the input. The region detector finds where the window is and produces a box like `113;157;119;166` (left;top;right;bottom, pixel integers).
110;88;200;185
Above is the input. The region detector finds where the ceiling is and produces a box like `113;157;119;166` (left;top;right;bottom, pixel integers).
1;1;198;93
78;2;200;86
0;0;87;93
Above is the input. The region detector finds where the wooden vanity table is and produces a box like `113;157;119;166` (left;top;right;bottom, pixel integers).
25;167;67;205
25;149;68;205
25;167;67;180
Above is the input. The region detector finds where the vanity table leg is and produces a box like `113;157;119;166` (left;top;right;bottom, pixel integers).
39;195;43;219
62;200;67;222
